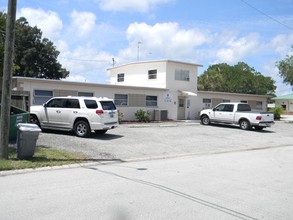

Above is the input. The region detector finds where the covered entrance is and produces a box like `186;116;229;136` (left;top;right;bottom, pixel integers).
177;90;197;120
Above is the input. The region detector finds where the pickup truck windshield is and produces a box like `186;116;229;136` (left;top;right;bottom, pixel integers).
237;104;251;111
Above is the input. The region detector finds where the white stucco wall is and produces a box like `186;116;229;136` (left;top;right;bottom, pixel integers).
108;61;167;88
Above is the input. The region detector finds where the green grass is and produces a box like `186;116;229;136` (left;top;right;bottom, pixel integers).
0;146;89;171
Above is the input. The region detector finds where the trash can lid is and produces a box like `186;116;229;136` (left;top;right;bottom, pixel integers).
17;123;41;132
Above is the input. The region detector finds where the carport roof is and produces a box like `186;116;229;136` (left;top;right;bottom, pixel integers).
272;93;293;100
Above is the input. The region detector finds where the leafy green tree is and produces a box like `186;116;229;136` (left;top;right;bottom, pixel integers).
0;12;69;79
198;62;276;95
276;46;293;87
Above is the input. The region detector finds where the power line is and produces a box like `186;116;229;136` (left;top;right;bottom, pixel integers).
240;0;293;31
58;56;111;63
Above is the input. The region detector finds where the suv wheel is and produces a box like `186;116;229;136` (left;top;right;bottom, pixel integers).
74;120;91;137
30;115;40;127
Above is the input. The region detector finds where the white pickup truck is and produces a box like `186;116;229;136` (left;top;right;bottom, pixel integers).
200;102;274;130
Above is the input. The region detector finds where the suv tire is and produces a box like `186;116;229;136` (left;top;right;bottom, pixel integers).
74;120;91;137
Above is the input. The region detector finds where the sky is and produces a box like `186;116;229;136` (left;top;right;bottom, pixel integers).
1;0;293;96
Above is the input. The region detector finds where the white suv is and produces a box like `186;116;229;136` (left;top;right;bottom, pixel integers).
30;96;119;137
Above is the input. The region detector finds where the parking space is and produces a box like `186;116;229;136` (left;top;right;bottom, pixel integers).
36;121;293;162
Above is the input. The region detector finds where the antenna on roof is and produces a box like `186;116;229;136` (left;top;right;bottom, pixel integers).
112;58;116;67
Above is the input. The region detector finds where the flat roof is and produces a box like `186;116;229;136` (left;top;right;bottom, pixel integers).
107;59;203;71
197;90;272;98
13;77;168;91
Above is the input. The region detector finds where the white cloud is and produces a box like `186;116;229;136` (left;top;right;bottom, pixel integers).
122;22;208;60
57;43;113;83
98;0;173;12
214;33;260;63
18;8;62;40
270;33;293;55
70;10;96;37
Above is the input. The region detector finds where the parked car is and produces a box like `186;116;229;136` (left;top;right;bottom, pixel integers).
30;96;119;137
200;102;274;130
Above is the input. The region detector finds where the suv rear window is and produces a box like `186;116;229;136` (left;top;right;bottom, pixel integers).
84;100;98;109
100;101;116;110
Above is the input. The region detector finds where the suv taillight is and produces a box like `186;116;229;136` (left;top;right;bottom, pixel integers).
256;116;262;120
96;110;104;115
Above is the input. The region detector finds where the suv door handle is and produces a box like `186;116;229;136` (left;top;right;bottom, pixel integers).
56;110;61;113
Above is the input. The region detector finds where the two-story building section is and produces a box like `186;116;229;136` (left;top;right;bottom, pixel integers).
108;60;201;120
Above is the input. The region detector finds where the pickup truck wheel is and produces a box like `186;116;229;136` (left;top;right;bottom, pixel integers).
74;120;91;137
201;115;210;125
239;119;251;130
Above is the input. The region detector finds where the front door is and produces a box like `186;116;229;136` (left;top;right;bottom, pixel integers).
177;97;186;120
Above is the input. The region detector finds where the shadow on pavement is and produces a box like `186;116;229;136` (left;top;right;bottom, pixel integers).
41;129;124;140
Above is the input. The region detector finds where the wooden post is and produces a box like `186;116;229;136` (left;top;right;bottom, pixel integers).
0;0;17;159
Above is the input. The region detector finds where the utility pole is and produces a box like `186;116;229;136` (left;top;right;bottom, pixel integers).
0;0;17;159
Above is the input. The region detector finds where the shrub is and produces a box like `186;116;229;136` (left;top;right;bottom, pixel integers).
269;106;285;120
134;109;151;122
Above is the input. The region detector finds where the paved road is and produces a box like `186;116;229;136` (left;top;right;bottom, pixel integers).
1;145;293;220
35;121;293;162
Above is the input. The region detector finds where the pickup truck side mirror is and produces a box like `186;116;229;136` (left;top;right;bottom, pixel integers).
43;103;47;108
212;108;216;111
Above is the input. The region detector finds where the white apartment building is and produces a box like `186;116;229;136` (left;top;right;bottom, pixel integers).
9;60;270;121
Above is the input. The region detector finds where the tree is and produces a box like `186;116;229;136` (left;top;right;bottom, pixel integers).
276;46;293;87
0;13;69;79
198;62;276;96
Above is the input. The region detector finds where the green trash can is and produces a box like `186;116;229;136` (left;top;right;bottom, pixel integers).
0;105;30;141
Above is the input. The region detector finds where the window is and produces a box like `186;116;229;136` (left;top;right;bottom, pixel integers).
148;69;157;79
146;96;157;107
84;100;98;109
78;92;93;97
223;104;234;112
237;104;251;111
46;98;66;108
100;101;116;110
64;99;80;108
240;100;248;103
203;98;211;108
175;69;190;81
215;104;225;111
256;101;263;109
179;99;184;107
34;90;53;105
114;94;128;106
117;73;124;82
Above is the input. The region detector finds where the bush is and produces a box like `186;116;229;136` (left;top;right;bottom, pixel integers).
269;106;285;120
134;109;151;122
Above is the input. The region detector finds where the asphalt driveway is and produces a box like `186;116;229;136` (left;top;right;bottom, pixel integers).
35;121;293;162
